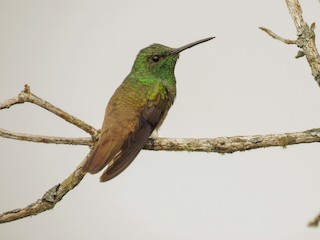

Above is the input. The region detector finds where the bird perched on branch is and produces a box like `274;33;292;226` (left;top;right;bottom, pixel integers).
82;37;214;182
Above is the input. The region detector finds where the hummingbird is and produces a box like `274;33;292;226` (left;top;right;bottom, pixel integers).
82;37;214;182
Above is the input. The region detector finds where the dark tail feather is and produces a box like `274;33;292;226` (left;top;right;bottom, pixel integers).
82;145;105;174
100;122;152;182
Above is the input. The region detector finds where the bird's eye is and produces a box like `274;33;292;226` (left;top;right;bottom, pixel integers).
152;55;160;62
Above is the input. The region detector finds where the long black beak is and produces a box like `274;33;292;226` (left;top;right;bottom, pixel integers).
172;37;215;54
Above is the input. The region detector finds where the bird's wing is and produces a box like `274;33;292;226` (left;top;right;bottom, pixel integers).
82;88;169;182
82;123;126;174
100;94;168;182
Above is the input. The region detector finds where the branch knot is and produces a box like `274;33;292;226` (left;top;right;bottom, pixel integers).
296;24;315;48
42;184;60;204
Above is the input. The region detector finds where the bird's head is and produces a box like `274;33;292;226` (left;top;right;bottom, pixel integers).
131;37;214;81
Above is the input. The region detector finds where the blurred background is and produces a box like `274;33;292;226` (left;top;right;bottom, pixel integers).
1;0;320;239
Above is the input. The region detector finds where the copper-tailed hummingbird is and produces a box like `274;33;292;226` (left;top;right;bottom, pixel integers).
82;37;214;182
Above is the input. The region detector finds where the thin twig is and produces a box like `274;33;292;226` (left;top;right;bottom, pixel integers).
0;85;99;139
0;128;93;146
285;0;320;86
144;128;320;153
1;125;320;153
261;0;320;226
308;213;320;227
0;153;89;224
259;27;296;44
283;0;320;225
0;85;94;224
261;0;320;86
285;0;304;29
1;128;320;224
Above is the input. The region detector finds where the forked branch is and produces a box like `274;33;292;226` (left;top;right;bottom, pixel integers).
0;84;99;139
0;156;87;224
260;0;320;86
1;0;320;225
260;0;320;227
1;85;320;224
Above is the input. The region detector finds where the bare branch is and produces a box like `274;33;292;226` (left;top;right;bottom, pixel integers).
0;85;94;223
144;128;320;153
0;128;93;146
283;0;320;226
285;0;304;29
261;0;320;86
278;0;320;226
0;153;88;224
1;128;320;223
0;85;99;139
1;124;320;153
2;85;320;224
259;27;296;44
308;213;320;227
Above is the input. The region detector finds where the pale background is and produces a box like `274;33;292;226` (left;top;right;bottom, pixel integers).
1;0;320;239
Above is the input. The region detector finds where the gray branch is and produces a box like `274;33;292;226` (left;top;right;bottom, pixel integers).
260;0;320;227
1;85;320;224
260;0;320;87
